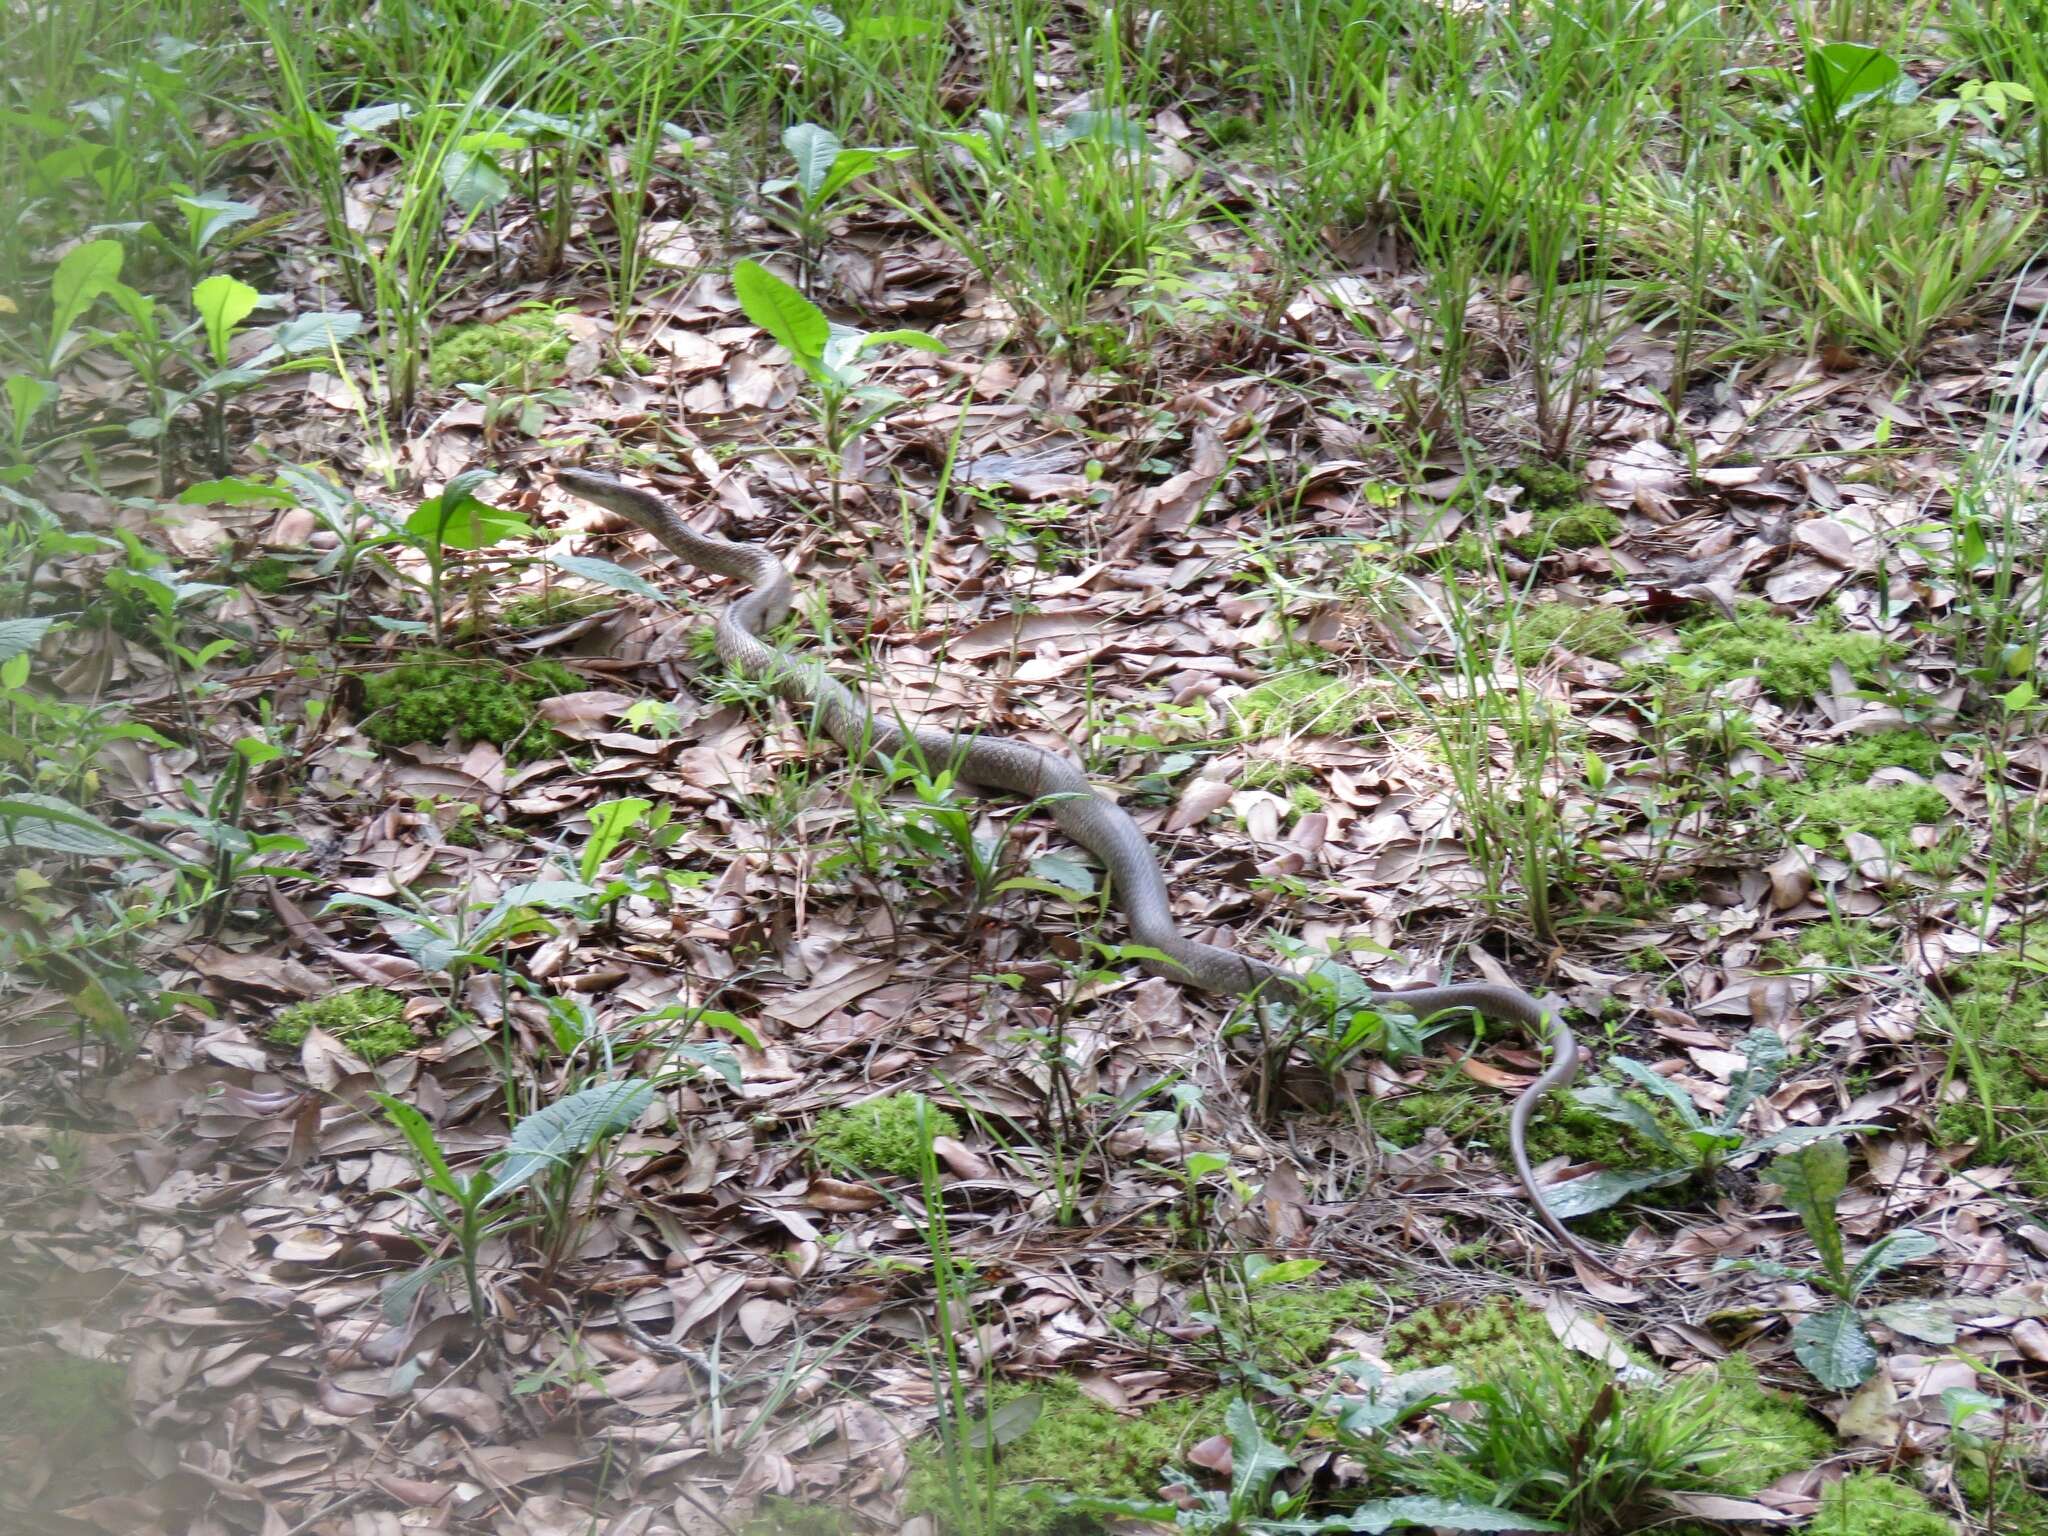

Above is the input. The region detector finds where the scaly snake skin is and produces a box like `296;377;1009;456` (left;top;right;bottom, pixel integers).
555;467;1602;1269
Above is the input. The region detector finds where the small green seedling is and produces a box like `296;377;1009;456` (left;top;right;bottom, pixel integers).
761;122;911;284
1718;1137;1937;1389
1553;1028;1878;1217
729;258;944;519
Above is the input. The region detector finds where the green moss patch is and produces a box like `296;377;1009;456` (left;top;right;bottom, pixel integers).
1812;1472;1956;1536
1510;500;1621;556
268;986;414;1061
1510;601;1634;665
428;308;571;388
1932;957;2048;1197
1666;601;1896;701
741;1499;857;1536
1763;919;1896;973
1228;1278;1384;1368
810;1092;959;1178
494;589;613;631
359;656;579;761
903;1376;1220;1536
1389;1303;1827;1498
1230;670;1376;737
0;1356;129;1446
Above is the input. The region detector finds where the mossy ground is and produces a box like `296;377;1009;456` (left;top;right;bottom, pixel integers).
1765;918;1896;971
1509;601;1635;666
493;589;613;631
1388;1300;1829;1496
236;554;294;594
902;1376;1221;1536
1811;1472;1956;1536
1932;956;2048;1197
1364;1068;1653;1169
1508;499;1622;556
809;1092;959;1178
359;656;579;761
428;308;571;388
1957;1463;2048;1534
1665;601;1897;701
1224;1278;1384;1368
0;1356;129;1447
267;986;413;1061
740;1499;857;1536
1230;669;1376;737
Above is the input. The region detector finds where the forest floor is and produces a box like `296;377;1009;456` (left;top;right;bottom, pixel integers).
4;3;2048;1535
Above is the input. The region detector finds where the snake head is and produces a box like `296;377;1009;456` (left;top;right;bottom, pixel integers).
553;467;672;534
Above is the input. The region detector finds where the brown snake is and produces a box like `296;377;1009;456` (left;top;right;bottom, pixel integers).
555;466;1603;1269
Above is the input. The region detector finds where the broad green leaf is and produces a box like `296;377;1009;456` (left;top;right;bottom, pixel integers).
1333;1365;1459;1439
1572;1083;1681;1158
1225;1396;1293;1507
1330;1496;1565;1532
962;1391;1041;1449
0;616;55;662
192;273;260;365
1738;1122;1880;1163
175;194;260;252
781;122;843;200
1721;1027;1787;1124
271;310;362;354
49;238;124;362
1809;43;1918;117
671;1041;745;1089
1543;1164;1691;1219
1791;1304;1878;1390
3;374;54;437
1246;1256;1324;1287
490;1078;657;1199
1875;1299;1960;1345
1047;110;1147;152
1770;1138;1850;1285
1184;1151;1231;1180
731;258;828;371
815;145;909;204
850;12;936;42
1941;1386;2004;1431
580;797;652;881
857;327;947;355
1609;1056;1706;1130
372;1090;460;1193
407;482;532;553
336;102;413;143
1026;851;1095;893
177;475;296;507
456;129;527;154
0;792;194;866
1849;1228;1938;1296
548;550;662;600
442;147;512;214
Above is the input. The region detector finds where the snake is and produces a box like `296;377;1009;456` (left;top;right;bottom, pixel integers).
554;466;1603;1270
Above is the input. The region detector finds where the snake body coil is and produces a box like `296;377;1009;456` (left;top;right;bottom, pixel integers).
555;467;1600;1268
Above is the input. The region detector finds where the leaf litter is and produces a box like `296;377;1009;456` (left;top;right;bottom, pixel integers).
5;14;2048;1536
